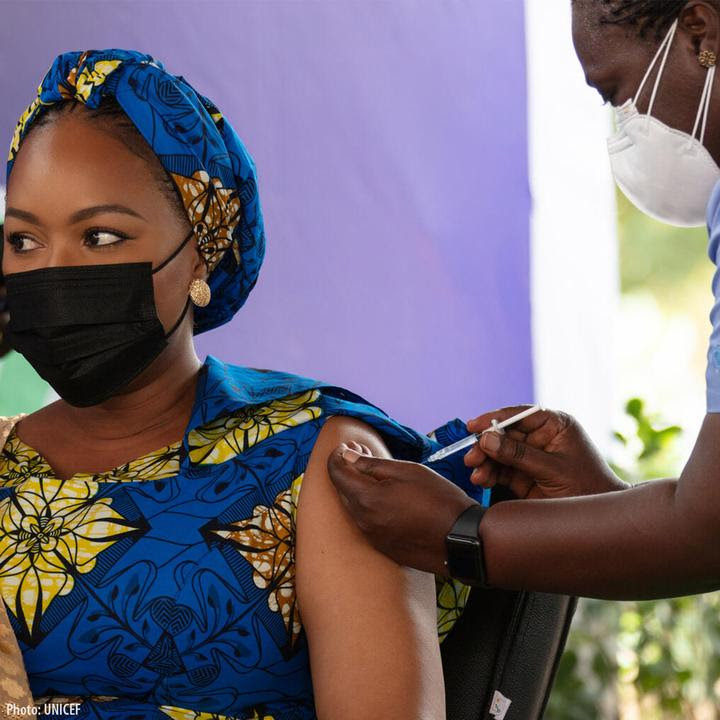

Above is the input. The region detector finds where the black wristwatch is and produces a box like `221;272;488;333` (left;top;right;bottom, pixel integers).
444;503;489;587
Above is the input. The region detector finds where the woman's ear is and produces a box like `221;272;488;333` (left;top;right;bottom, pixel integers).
680;1;720;55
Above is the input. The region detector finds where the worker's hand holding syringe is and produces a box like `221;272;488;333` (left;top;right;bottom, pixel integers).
326;404;626;577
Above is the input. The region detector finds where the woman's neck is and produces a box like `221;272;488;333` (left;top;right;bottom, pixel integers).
51;332;203;449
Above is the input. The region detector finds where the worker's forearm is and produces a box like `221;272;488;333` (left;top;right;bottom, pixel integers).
480;479;720;600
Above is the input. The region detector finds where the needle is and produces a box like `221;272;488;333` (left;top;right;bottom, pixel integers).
425;405;543;463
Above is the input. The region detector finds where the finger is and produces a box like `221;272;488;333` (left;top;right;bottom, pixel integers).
472;459;537;498
507;475;536;499
327;447;380;497
466;405;549;436
464;429;528;468
473;460;505;489
343;441;375;458
463;442;487;467
490;464;532;499
487;462;535;498
470;465;495;487
506;428;527;442
479;431;561;480
466;405;536;432
525;410;573;448
347;453;401;480
337;448;412;481
327;445;370;483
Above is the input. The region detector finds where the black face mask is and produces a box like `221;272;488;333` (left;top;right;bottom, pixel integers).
3;230;195;407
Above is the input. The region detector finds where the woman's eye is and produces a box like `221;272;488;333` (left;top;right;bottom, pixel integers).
84;229;128;247
6;234;41;253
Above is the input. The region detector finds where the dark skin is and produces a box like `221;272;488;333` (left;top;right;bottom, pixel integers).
2;109;208;479
327;0;720;601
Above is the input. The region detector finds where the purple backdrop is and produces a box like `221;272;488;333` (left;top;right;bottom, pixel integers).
0;0;532;432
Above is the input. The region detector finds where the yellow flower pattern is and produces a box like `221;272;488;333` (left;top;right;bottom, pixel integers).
160;704;275;720
436;576;472;643
188;390;323;465
0;477;137;635
72;60;122;104
81;444;180;483
210;476;303;651
0;430;54;487
8;95;46;163
8;52;121;163
0;428;180;486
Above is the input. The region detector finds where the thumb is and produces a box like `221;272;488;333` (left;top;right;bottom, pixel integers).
341;449;399;480
479;431;560;480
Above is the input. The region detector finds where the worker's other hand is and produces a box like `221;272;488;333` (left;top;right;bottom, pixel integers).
464;406;627;499
327;441;476;577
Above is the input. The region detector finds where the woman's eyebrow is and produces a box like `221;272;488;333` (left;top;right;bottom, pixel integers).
68;204;146;223
4;204;146;225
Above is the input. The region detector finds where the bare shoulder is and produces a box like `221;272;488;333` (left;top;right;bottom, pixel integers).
311;414;391;460
294;414;390;548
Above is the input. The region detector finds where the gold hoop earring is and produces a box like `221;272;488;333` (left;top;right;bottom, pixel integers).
189;278;211;307
699;49;717;68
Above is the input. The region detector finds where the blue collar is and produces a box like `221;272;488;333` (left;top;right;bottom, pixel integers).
184;355;326;435
182;355;453;470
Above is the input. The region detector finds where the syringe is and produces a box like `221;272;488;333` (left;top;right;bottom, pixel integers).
425;405;543;463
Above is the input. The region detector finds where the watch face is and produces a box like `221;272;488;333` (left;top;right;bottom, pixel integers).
446;535;483;583
448;535;481;551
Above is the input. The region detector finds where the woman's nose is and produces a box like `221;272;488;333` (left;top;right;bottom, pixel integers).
46;237;85;268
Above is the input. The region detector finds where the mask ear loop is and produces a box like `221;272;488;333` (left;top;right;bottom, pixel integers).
164;296;192;339
690;62;716;149
151;228;196;275
149;228;199;338
635;18;679;129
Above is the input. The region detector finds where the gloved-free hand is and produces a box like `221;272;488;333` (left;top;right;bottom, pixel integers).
463;406;627;499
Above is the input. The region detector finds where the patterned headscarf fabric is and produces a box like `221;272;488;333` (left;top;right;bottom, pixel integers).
6;49;265;334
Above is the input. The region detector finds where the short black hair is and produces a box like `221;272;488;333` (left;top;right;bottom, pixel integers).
599;1;687;39
19;98;188;228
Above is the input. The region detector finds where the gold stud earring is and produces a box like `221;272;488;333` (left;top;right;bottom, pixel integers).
699;49;717;68
188;278;211;307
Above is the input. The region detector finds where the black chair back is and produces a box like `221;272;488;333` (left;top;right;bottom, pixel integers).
441;584;577;719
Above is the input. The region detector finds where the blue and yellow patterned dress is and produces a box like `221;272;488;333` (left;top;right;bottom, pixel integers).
0;357;481;720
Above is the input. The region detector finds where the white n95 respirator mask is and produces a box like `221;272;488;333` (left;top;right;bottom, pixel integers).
607;18;720;227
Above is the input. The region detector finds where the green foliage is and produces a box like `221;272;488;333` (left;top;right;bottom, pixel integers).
617;190;709;296
618;398;682;461
547;401;720;720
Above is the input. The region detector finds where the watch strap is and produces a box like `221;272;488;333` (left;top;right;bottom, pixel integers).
449;502;487;538
445;503;489;587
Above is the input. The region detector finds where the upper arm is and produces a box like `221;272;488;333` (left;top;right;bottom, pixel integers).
678;414;720;559
295;415;445;720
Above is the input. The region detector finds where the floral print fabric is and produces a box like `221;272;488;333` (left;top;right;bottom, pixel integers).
0;357;482;719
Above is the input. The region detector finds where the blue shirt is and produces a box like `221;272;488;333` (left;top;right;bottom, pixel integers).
706;180;720;411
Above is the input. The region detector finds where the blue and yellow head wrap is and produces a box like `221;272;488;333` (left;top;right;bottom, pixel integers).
6;49;265;334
